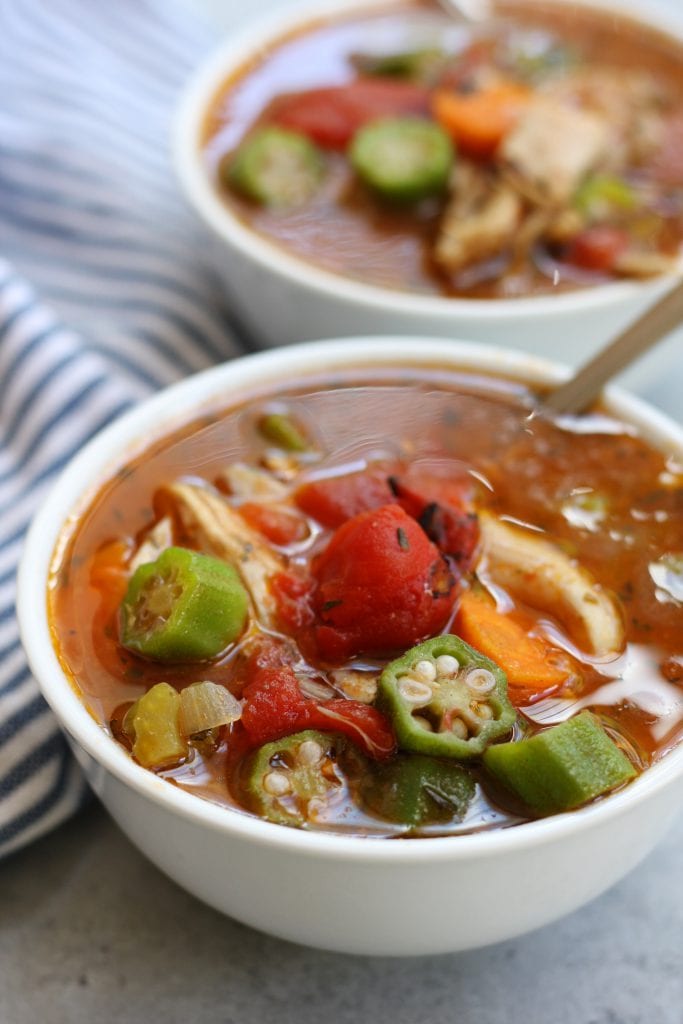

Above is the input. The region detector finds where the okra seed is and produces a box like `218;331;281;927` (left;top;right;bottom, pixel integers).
435;654;459;677
296;739;325;766
449;717;468;739
473;702;494;720
263;770;292;796
413;659;437;683
466;668;496;694
397;677;434;703
413;715;433;731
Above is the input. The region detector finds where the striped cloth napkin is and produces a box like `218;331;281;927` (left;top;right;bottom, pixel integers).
0;0;250;858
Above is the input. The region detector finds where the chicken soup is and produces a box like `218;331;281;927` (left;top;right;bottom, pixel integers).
204;0;683;298
49;367;683;835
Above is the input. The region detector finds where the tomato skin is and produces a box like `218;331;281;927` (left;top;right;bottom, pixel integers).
389;475;480;568
240;664;395;758
295;467;396;528
311;700;396;759
271;570;315;633
272;79;430;149
566;226;630;271
241;665;313;746
296;463;478;557
312;504;457;661
239;502;308;545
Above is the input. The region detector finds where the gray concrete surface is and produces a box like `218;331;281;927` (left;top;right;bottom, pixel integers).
1;803;681;1024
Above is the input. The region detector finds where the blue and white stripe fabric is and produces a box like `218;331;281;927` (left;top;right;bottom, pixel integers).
0;0;249;858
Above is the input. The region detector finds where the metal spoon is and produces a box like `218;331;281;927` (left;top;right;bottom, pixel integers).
435;0;493;24
543;278;683;414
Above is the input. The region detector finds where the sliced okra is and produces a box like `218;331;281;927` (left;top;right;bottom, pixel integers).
483;710;637;816
120;546;249;662
244;730;346;828
377;634;516;758
349;116;453;202
360;753;475;828
225;126;325;208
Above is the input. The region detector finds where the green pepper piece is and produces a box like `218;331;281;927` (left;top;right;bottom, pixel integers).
574;174;636;219
126;682;188;770
377;634;516;758
224;126;325;208
244;730;345;828
350;117;453;202
483;710;637;816
351;48;447;81
258;411;309;452
120;546;248;662
360;754;475;827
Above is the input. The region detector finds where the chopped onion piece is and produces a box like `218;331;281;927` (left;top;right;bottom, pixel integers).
217;462;288;501
298;675;336;701
649;553;683;604
179;681;242;737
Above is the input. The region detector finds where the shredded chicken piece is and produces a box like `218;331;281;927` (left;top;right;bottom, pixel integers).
216;462;288;502
329;669;378;704
298;675;337;702
435;162;523;272
163;482;283;627
541;68;667;167
478;512;625;658
501;99;608;205
614;249;678;278
509;207;554;263
129;516;174;572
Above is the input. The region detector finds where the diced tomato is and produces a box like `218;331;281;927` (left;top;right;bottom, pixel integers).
240;664;395;758
241;665;314;745
238;502;308;545
271;570;315;633
309;700;396;759
295;466;397;528
389;474;480;568
312;504;457;662
272;79;430;149
566;226;630;272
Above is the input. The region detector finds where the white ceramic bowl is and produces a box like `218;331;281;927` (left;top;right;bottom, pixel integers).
17;337;683;956
174;0;683;364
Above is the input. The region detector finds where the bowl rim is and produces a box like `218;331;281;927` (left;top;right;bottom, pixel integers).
17;336;683;864
173;0;683;322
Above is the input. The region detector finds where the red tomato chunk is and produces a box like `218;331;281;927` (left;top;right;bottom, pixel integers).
272;79;430;149
241;664;395;758
295;467;396;528
311;504;457;661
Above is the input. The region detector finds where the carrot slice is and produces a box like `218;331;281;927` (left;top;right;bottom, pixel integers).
432;83;531;159
454;590;572;702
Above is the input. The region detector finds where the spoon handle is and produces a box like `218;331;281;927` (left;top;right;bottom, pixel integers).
544;278;683;415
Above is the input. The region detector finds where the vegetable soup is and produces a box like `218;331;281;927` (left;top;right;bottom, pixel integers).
204;0;683;298
49;368;683;836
